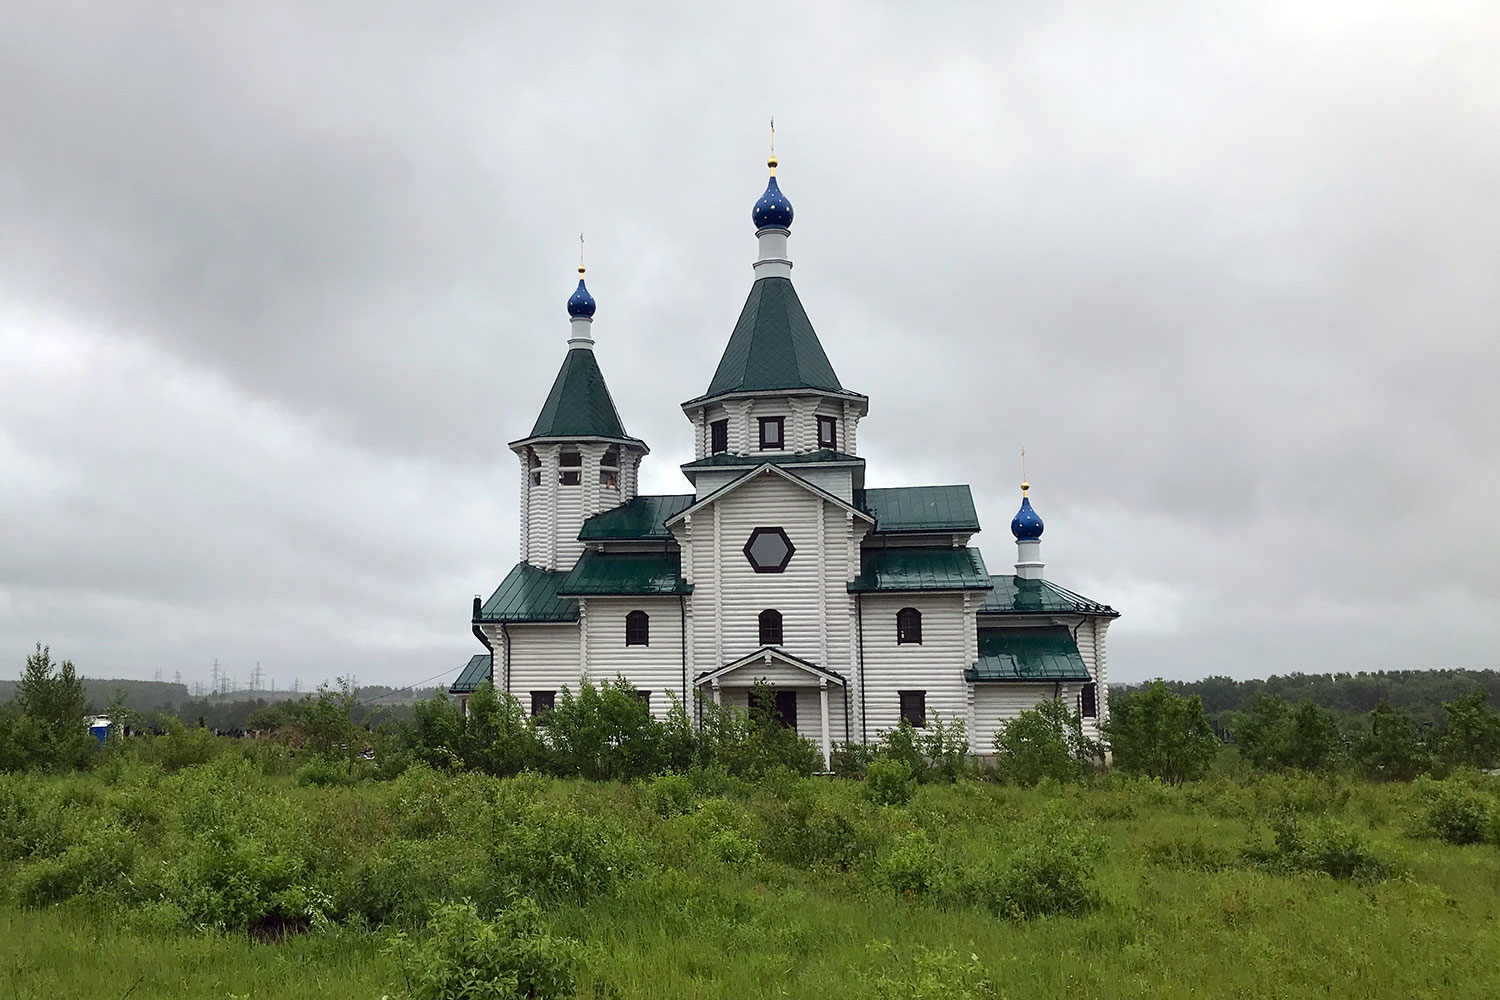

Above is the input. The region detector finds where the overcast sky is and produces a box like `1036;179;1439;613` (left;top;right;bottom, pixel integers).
2;1;1497;694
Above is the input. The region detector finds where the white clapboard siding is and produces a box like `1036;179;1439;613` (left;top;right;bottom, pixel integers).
858;593;970;742
526;482;551;567
581;596;686;716
507;623;582;701
686;472;858;680
715;684;851;748
554;485;585;569
972;683;1075;752
797;466;854;503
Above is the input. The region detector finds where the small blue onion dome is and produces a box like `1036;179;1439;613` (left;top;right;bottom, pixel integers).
566;273;596;318
752;167;794;231
1011;490;1044;540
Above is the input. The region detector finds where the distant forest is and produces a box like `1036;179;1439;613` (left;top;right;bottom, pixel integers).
1135;669;1500;730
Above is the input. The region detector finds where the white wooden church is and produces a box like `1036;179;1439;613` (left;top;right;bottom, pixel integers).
452;150;1118;763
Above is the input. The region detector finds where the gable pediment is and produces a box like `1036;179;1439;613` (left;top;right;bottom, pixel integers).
665;463;874;528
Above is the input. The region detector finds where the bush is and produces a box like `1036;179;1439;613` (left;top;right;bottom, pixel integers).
1438;689;1500;770
295;753;364;787
385;898;580;1000
1250;814;1394;881
490;809;641;906
1352;704;1431;781
12;818;135;907
992;699;1097;786
861;941;998;1000
971;808;1106;918
829;741;876;778
645;772;697;817
1105;681;1219;784
1412;777;1495;845
864;757;917;806
1233;695;1343;772
874;830;946;899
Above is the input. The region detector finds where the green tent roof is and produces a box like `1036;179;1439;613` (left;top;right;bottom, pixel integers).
856;485;980;534
698;277;846;400
979;575;1117;616
557;550;691;596
476;563;577;623
579;495;695;540
848;547;992;593
681;449;862;470
528;348;631;439
449;654;492;694
966;627;1092;682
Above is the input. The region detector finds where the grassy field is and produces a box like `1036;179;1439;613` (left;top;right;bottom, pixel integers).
3;758;1499;999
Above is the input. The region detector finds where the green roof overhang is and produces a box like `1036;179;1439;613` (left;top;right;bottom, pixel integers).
681;449;863;471
579;495;694;540
475;563;577;623
556;550;691;597
966;626;1092;682
848;547;992;593
855;485;981;534
449;654;493;694
978;575;1118;617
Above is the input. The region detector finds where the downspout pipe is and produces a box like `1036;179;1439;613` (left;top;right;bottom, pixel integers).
471;595;494;686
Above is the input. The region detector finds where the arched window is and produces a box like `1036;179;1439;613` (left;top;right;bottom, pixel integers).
625;610;650;647
758;609;783;646
896;607;923;645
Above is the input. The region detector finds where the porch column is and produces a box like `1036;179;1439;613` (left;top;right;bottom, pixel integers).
711;678;721;706
819;678;831;769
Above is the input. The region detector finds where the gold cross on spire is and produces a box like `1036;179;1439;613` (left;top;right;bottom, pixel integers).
768;116;778;174
1021;447;1029;493
578;232;585;275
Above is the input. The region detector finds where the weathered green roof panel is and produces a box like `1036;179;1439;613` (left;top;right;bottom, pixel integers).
449;654;492;694
701;277;844;398
966;627;1092;682
681;449;862;470
579;495;694;540
529;348;630;439
848;547;992;592
979;575;1118;616
557;550;691;596
856;485;981;534
476;563;578;622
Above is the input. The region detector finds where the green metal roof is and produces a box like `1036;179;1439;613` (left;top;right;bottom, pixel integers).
557;550;691;596
449;654;492;694
848;547;992;593
697;277;846;400
856;486;981;534
979;575;1117;616
579;495;694;540
966;627;1092;682
681;449;862;470
528;348;631;439
476;563;578;623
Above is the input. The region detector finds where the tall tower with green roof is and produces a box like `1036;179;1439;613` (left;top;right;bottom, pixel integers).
679;144;870;501
508;263;648;571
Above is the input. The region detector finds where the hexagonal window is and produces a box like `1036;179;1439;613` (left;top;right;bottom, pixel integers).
743;526;795;573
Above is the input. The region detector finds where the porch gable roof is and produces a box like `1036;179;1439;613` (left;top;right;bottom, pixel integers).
694;646;847;687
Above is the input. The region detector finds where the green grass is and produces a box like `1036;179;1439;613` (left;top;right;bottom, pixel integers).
3;763;1500;999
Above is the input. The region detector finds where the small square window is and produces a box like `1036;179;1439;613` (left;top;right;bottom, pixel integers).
817;415;837;450
758;416;784;450
558;450;582;467
530;691;555;717
636;690;651;708
710;419;728;455
899;690;926;728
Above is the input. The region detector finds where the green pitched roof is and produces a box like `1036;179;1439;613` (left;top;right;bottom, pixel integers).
579;495;694;540
557;550;691;596
681;449;862;470
528;348;631;439
449;654;492;694
979;575;1118;617
699;277;845;399
855;486;980;534
848;547;992;593
966;626;1092;682
476;563;577;623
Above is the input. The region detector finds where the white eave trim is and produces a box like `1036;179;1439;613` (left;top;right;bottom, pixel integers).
694;646;848;686
664;463;876;527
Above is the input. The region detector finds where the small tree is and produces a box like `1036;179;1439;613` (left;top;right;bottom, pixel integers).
1234;694;1341;771
1353;703;1430;781
1104;681;1219;784
13;643;94;770
992;698;1098;786
461;681;547;777
1438;688;1500;770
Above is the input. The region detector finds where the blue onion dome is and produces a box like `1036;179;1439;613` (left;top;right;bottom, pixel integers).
566;269;596;318
752;156;794;230
1011;486;1044;540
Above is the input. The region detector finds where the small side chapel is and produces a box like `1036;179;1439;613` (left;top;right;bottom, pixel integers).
451;146;1119;763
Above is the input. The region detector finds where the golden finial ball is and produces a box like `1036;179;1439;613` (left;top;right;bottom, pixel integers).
1021;481;1030;493
578;265;586;275
767;155;778;169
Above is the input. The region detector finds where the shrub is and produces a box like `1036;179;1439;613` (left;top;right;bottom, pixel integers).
295;753;364;787
12;818;135;907
385;898;580;1000
756;784;883;870
645;772;698;817
829;741;876;778
1143;834;1237;872
1412;777;1495;845
992;699;1098;786
1352;704;1431;781
490;809;640;906
864;757;917;806
861;941;998;1000
1105;681;1219;784
1233;696;1343;772
1250;814;1393;881
972;808;1106;918
922;714;973;783
1438;689;1500;770
874;830;946;899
